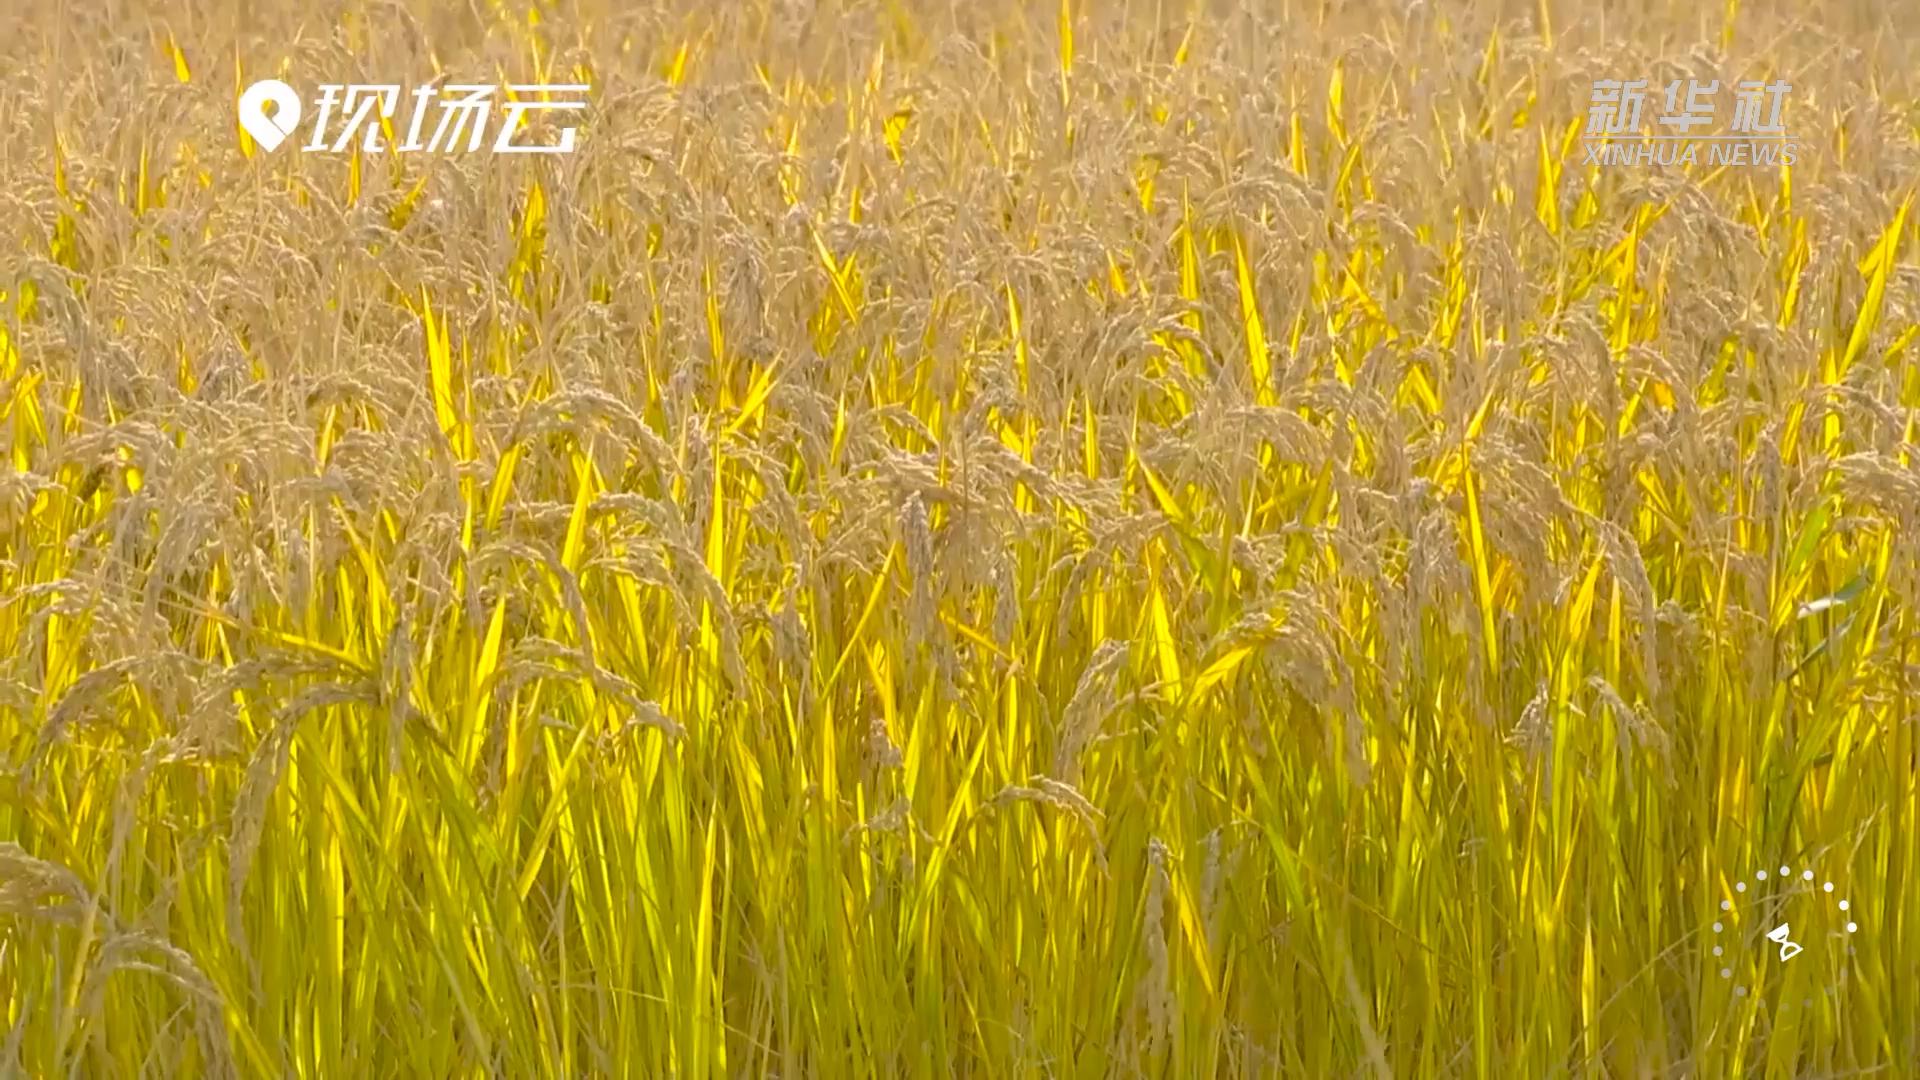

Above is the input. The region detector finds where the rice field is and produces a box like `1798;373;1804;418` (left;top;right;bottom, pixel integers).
2;0;1918;1075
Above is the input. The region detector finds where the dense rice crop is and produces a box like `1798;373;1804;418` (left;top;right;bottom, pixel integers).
2;0;1917;1074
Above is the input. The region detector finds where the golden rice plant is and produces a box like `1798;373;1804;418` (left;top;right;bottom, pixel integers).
2;0;1917;1075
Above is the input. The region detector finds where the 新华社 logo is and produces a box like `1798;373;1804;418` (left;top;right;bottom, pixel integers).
237;79;589;155
1582;78;1796;167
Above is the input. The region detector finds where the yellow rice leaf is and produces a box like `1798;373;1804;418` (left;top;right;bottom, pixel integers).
167;35;191;82
1190;644;1255;703
1057;0;1074;83
1135;455;1187;527
1168;862;1217;998
421;291;461;450
1147;547;1182;691
724;360;780;438
705;454;726;581
463;596;507;768
1233;235;1272;404
1326;59;1346;145
1007;283;1029;394
1463;456;1499;672
561;453;593;574
1535;125;1560;235
1838;192;1910;380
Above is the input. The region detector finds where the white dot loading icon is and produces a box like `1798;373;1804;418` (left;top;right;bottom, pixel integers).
1709;862;1858;1007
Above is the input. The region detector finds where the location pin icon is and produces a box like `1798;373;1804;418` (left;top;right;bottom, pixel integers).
238;79;302;152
